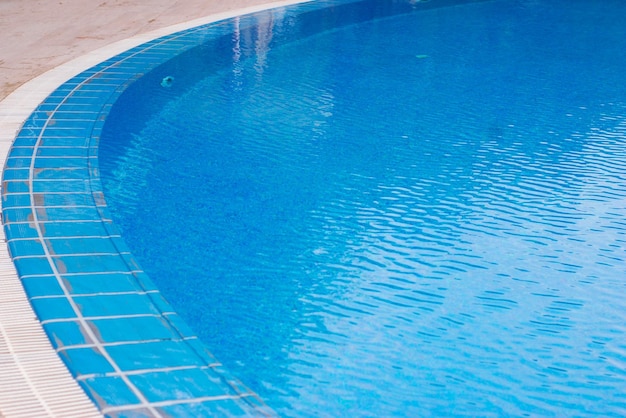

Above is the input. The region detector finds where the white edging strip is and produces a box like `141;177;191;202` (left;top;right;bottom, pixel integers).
0;243;102;417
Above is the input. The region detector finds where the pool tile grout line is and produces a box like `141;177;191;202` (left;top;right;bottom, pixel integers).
0;1;314;416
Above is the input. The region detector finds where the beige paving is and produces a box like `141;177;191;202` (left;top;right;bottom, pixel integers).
0;0;290;101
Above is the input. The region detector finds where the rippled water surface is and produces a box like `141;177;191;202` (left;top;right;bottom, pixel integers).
100;0;626;415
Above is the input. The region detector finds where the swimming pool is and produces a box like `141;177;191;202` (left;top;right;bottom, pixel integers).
96;0;626;415
1;2;317;416
4;0;626;416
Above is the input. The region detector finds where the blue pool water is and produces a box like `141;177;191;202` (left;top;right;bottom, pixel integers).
100;0;626;415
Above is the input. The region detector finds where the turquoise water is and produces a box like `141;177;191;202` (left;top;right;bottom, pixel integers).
100;0;626;415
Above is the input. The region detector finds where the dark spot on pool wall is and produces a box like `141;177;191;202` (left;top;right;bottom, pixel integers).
161;76;174;88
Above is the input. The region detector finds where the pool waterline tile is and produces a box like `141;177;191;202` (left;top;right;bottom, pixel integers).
73;293;164;317
30;296;78;322
59;346;118;377
44;320;92;349
88;315;181;343
129;368;243;402
106;340;209;371
21;276;66;297
57;272;159;294
44;236;120;255
79;375;142;409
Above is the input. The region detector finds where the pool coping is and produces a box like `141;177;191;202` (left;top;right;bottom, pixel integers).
0;1;311;416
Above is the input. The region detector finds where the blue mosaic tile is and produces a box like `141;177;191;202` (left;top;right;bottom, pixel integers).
152;40;190;51
34;157;89;169
216;366;258;396
79;376;142;411
34;102;62;112
15;127;43;138
39;127;92;138
7;147;35;158
5;222;40;240
47;86;78;98
44;320;91;349
30;296;77;321
48;110;100;120
11;134;40;145
2;193;31;208
89;316;179;344
52;254;130;274
141;36;172;46
69;86;117;97
88;145;101;159
65;71;98;85
109;59;152;74
142;292;176;316
20;119;48;130
60;272;155;294
45;237;120;255
40;220;111;237
1;207;34;223
107;340;207;371
2;180;30;193
8;238;46;256
89;125;104;139
36;147;90;157
11;135;39;147
1;168;30;180
34;206;102;221
118;253;141;271
32;167;91;180
58;96;106;107
163;313;197;339
95;205;112;222
48;117;95;127
39;136;91;147
39;103;94;113
20;276;63;298
105;407;155;418
74;293;162;317
182;338;221;365
33;192;94;207
105;237;131;255
131;271;160;292
129;368;240;402
59;346;116;376
84;74;133;86
97;56;127;67
131;51;171;63
2;194;31;208
32;179;90;193
4;157;33;169
155;397;264;417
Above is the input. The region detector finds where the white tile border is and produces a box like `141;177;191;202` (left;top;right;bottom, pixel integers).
0;2;310;416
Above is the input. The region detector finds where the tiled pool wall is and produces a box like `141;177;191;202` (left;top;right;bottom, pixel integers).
1;8;295;418
1;0;486;416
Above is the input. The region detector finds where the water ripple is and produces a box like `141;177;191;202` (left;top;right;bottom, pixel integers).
99;1;626;416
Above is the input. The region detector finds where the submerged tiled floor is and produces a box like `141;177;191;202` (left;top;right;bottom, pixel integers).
0;1;313;416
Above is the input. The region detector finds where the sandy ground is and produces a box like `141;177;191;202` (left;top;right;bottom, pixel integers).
0;0;288;101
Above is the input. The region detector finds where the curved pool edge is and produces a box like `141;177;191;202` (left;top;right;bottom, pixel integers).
0;1;311;416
